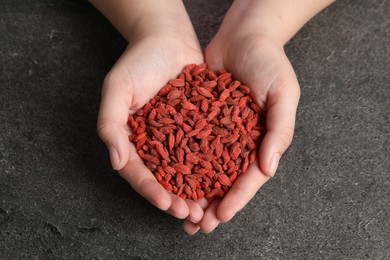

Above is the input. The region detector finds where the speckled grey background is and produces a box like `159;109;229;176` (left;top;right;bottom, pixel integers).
1;0;389;259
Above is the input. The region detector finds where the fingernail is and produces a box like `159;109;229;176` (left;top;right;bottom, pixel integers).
186;227;200;236
269;153;280;177
109;146;120;169
190;214;202;224
222;213;235;223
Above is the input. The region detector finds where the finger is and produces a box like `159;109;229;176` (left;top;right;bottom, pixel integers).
119;148;172;211
166;194;190;219
216;162;269;222
260;79;300;177
204;42;224;71
184;199;204;223
199;198;221;233
183;221;200;235
97;74;132;170
182;198;208;235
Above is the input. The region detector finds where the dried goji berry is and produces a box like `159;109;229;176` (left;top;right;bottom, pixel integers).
128;64;265;201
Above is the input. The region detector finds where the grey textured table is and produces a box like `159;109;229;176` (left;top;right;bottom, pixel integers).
1;0;389;259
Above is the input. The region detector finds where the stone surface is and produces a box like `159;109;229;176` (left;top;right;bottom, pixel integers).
0;0;389;259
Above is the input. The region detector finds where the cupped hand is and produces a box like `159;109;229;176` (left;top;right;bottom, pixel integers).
97;29;205;221
183;26;300;234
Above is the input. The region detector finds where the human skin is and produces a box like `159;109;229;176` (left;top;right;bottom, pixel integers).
89;0;335;234
90;0;205;222
183;0;335;235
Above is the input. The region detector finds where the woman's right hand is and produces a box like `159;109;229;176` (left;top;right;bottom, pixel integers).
95;0;205;223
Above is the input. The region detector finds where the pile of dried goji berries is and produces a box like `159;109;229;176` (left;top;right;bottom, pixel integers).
128;64;265;201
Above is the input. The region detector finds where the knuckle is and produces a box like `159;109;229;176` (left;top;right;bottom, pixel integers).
296;85;301;98
276;127;295;149
102;69;116;88
276;80;300;98
96;117;110;139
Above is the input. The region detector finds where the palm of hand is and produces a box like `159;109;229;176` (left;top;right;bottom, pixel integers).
99;27;300;234
98;36;205;220
182;35;300;233
206;35;297;107
107;36;204;112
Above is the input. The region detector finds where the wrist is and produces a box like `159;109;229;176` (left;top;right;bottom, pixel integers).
90;0;198;44
218;0;286;46
131;10;196;45
226;0;335;46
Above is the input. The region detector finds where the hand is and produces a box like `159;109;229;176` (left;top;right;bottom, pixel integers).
183;5;300;234
97;19;205;222
91;0;333;235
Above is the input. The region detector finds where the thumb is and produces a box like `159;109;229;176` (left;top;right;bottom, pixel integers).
259;79;300;177
97;74;131;170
